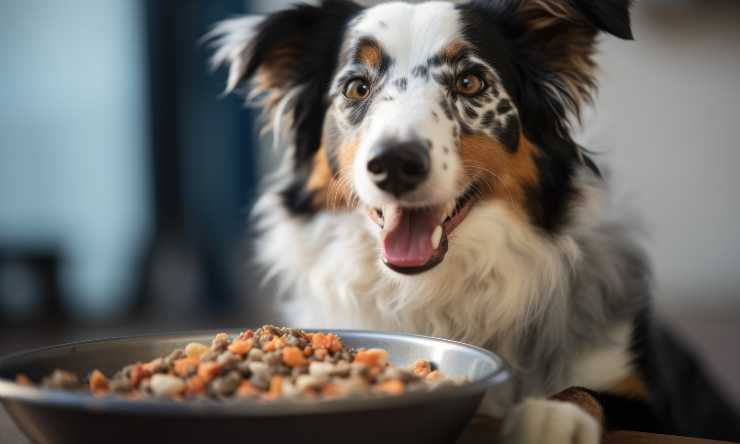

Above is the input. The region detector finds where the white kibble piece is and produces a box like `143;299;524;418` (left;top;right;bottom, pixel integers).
281;381;300;398
185;342;209;359
248;361;269;377
309;362;335;378
336;376;368;396
295;375;325;391
150;374;185;397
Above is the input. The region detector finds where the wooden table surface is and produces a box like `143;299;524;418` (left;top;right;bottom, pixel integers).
1;406;733;444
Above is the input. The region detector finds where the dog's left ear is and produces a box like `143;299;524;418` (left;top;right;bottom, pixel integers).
208;1;361;166
489;0;633;125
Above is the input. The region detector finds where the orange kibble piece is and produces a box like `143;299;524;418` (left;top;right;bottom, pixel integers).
353;348;388;367
414;360;432;378
378;379;405;396
263;339;275;352
15;374;32;386
173;357;200;377
237;381;259;398
266;375;283;400
321;383;341;398
263;336;285;352
426;370;443;381
282;346;308;368
368;366;383;379
89;369;109;395
302;346;313;357
186;376;206;395
197;362;221;382
311;333;327;349
228;339;253;356
311;333;343;353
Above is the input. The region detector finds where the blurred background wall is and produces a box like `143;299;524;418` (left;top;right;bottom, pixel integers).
0;1;151;319
0;0;738;401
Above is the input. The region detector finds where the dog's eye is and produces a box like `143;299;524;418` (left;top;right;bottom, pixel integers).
344;78;371;100
455;73;485;96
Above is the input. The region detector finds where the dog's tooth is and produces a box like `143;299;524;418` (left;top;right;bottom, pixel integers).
431;225;443;250
445;201;455;219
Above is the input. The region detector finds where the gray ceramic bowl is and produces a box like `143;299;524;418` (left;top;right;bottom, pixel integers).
0;329;510;444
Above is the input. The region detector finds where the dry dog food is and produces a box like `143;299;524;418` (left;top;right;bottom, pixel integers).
16;325;464;401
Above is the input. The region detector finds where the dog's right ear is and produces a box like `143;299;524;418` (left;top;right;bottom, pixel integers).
209;0;362;165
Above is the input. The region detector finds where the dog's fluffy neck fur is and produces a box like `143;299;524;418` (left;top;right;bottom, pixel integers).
253;157;650;403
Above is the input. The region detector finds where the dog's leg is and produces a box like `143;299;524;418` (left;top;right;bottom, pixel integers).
500;388;603;444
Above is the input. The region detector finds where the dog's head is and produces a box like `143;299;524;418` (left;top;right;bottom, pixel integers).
211;0;632;275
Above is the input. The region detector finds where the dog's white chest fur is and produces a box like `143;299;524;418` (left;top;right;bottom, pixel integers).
252;172;645;401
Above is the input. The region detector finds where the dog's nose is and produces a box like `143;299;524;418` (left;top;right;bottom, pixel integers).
367;140;430;196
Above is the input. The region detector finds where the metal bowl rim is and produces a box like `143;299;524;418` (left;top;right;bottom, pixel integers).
0;328;510;417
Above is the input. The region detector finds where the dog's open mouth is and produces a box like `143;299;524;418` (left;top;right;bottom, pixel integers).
368;186;477;274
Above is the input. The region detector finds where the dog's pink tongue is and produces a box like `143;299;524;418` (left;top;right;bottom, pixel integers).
383;207;439;268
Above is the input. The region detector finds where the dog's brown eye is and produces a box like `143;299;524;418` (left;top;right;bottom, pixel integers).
455;73;485;96
344;79;371;100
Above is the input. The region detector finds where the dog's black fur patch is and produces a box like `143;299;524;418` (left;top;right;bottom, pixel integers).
236;0;363;215
457;1;625;232
623;308;740;440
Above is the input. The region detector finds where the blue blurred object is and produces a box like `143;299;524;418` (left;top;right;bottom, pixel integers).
0;0;258;321
0;0;151;319
143;0;257;316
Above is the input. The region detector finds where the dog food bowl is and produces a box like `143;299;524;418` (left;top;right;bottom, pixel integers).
0;330;510;444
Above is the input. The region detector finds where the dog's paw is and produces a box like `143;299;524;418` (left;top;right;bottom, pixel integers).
500;398;601;444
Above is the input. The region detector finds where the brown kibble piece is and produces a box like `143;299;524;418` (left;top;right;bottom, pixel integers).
130;364;152;388
378;379;404;396
282;346;308;368
197;362;221;382
15;374;32;386
426;370;443;381
238;329;254;340
211;333;231;351
89;369;109;395
303;346;313;357
173;357;200;377
186;376;206;395
228;339;254;356
142;358;165;374
414;359;432;378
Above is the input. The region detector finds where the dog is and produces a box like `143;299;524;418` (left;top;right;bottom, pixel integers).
209;1;740;442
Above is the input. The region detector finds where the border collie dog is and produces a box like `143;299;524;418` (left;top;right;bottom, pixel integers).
210;1;740;442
